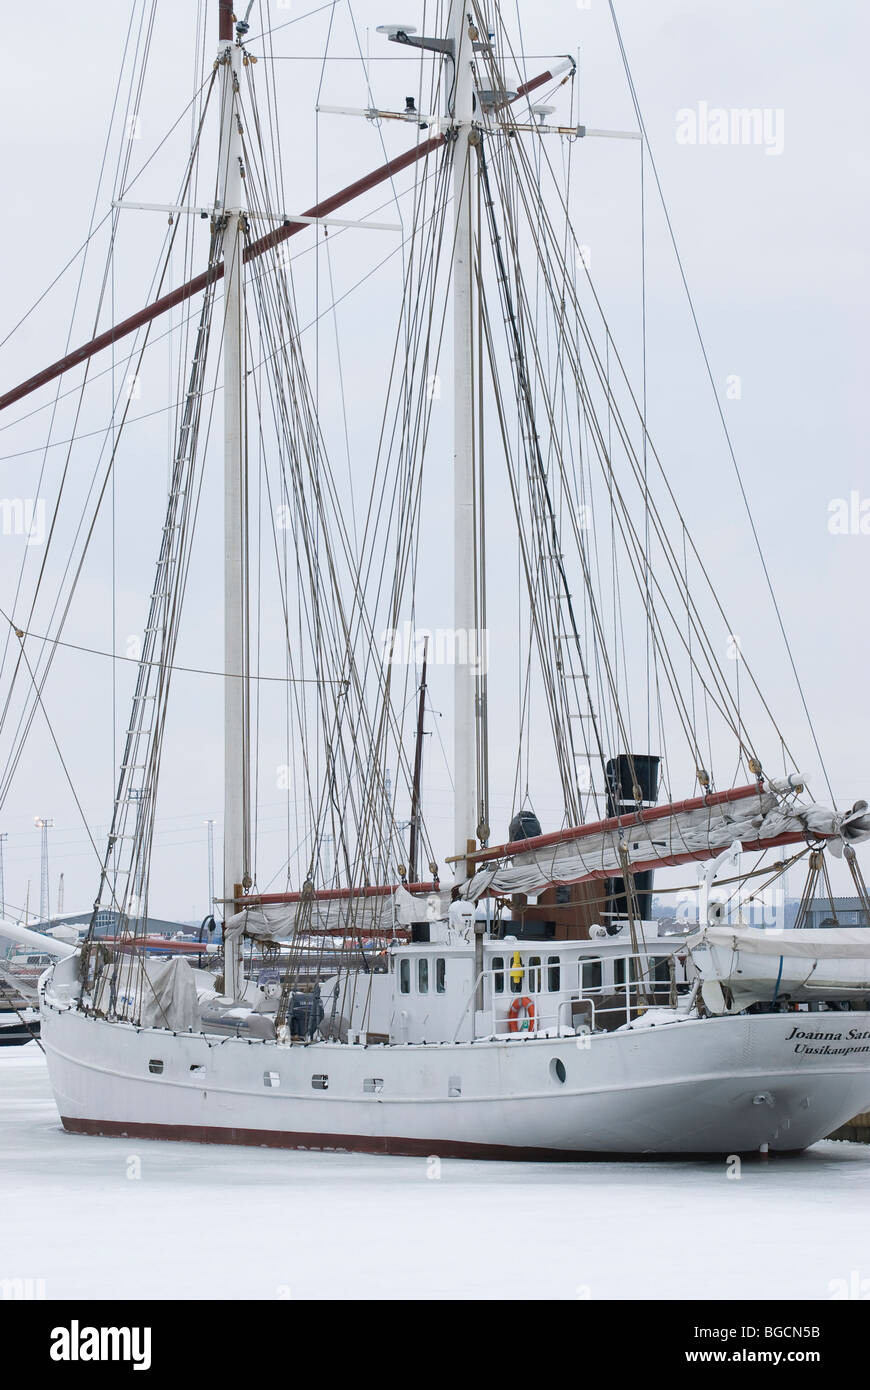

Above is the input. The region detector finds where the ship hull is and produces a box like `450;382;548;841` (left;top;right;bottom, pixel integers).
40;987;870;1158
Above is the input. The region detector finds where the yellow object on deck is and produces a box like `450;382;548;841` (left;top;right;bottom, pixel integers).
510;950;523;985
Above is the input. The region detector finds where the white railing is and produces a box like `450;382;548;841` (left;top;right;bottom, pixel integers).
479;950;678;1038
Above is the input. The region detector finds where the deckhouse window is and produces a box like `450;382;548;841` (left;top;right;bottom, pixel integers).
651;957;671;986
418;958;429;994
547;956;561;992
400;958;411;993
615;958;633;987
528;956;542;992
583;960;602;990
436;958;446;993
492;957;505;994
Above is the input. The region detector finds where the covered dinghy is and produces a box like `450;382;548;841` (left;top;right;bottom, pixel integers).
687;926;870;1014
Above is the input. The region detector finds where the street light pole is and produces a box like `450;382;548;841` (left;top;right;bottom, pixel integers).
0;832;7;919
34;817;54;925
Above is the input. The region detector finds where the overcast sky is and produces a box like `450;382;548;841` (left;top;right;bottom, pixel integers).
0;0;867;923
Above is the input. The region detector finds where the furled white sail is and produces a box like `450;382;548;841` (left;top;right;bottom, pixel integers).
461;783;870;900
224;884;452;943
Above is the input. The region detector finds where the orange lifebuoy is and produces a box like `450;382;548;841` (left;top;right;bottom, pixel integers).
508;995;535;1033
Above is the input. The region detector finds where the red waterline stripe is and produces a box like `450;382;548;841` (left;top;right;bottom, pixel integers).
61;1114;586;1162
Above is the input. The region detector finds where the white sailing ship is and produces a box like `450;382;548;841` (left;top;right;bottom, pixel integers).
4;0;870;1155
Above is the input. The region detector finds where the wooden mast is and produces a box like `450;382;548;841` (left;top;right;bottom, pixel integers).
448;0;479;878
217;0;248;998
408;638;429;883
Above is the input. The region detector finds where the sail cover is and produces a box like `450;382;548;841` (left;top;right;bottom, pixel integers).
686;925;870;1012
688;925;870;961
223;785;870;933
91;956;200;1031
225;884;453;943
461;783;870;900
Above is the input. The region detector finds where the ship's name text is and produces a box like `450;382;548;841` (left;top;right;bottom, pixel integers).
785;1025;870;1056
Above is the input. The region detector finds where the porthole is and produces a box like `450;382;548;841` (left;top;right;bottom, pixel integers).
263;1071;280;1089
148;1059;163;1075
311;1074;329;1091
550;1057;567;1085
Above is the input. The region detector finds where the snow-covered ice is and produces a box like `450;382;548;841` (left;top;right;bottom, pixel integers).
3;1045;870;1300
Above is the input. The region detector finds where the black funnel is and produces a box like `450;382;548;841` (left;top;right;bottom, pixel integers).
604;754;660;930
